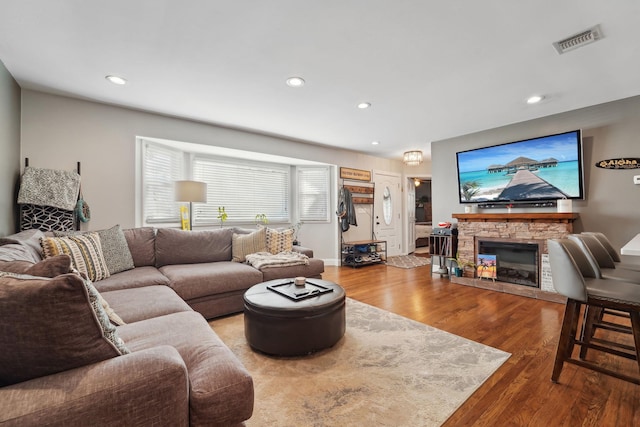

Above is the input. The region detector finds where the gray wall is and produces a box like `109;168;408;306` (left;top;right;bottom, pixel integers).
20;90;404;262
0;60;21;236
432;95;640;264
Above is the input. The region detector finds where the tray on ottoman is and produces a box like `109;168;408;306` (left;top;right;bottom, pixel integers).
266;279;334;301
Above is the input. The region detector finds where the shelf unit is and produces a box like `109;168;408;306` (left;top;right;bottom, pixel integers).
341;240;387;268
429;233;458;277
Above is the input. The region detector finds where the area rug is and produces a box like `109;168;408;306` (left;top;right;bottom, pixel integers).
386;254;431;268
209;298;510;426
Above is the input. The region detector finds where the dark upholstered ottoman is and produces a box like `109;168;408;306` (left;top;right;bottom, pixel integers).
243;279;346;356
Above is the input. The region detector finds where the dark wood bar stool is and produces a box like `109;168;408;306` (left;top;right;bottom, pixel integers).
547;239;640;385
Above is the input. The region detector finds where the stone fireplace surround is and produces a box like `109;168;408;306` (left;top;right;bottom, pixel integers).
450;213;579;303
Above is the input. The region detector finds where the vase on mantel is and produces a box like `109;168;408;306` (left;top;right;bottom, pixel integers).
507;207;512;214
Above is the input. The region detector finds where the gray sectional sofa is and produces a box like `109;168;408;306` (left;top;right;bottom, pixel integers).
0;225;324;426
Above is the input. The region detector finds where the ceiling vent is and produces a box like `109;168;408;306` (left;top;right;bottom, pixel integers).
553;25;603;54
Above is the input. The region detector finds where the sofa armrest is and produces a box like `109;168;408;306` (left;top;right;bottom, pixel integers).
292;245;314;258
1;346;189;427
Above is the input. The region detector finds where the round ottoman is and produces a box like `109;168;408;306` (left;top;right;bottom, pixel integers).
243;279;346;356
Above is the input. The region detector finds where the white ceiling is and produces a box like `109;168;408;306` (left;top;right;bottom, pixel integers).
1;1;639;161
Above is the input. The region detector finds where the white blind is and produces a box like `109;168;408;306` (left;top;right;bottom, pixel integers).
142;141;183;223
297;166;330;222
193;155;290;224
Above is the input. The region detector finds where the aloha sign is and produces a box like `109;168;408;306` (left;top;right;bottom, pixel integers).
595;158;640;169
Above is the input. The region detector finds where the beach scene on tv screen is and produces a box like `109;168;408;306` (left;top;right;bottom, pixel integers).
457;132;581;202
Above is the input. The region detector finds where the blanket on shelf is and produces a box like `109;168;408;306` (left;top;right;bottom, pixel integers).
17;167;81;211
245;251;309;270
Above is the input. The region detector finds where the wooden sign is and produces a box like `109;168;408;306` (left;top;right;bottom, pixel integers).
340;167;371;181
595;158;640;169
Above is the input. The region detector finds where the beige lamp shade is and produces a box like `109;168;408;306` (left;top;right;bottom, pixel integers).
175;180;207;203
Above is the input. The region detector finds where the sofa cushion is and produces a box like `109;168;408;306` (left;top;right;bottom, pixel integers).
123;227;156;267
92;266;171;293
155;228;233;267
232;227;267;262
0;254;72;277
101;285;193;323
0;272;128;386
264;227;294;254
55;225;135;275
41;233;110;282
0;229;45;262
117;311;254;426
160;261;262;301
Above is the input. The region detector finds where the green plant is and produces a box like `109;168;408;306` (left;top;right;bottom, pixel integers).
255;213;268;225
217;206;228;227
448;252;476;270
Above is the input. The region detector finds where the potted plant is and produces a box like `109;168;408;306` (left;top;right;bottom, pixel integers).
448;252;476;277
217;206;228;227
255;213;268;226
292;221;303;245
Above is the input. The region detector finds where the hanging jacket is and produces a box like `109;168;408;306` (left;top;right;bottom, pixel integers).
337;187;357;232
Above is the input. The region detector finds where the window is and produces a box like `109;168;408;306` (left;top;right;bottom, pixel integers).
140;138;313;226
297;166;330;222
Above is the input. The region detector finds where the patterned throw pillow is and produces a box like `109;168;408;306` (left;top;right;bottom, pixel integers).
41;233;110;282
54;225;135;275
232;227;267;262
265;227;294;254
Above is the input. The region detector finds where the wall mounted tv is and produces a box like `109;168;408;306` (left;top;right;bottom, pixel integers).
456;130;584;205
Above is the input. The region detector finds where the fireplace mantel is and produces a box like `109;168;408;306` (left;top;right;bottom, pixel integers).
453;213;579;223
451;212;579;303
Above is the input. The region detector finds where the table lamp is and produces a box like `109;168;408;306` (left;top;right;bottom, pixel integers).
175;180;207;230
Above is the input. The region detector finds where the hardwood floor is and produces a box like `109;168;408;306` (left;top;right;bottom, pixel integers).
322;262;640;426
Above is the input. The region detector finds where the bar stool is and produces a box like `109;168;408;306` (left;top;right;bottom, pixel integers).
568;234;640;283
583;231;640;272
547;239;640;385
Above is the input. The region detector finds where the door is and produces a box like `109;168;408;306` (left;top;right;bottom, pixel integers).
373;170;402;257
407;178;416;254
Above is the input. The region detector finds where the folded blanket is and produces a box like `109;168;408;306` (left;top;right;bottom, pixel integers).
245;251;309;270
17;167;81;211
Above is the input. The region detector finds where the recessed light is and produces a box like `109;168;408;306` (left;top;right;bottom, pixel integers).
371;141;380;145
526;95;544;104
357;102;371;109
286;77;305;87
105;75;127;85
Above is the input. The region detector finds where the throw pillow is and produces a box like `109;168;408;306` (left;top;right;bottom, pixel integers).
0;271;129;387
265;227;294;254
232;227;267;262
41;233;110;282
54;225;135;275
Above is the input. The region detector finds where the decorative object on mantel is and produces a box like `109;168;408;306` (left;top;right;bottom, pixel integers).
557;198;572;213
506;203;513;213
595;158;640;169
403;150;423;166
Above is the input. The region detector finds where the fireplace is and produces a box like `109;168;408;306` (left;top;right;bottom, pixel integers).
477;239;540;288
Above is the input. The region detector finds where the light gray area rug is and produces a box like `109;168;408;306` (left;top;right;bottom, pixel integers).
210;298;510;426
386;254;431;269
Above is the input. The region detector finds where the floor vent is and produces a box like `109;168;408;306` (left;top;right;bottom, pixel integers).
553;25;603;54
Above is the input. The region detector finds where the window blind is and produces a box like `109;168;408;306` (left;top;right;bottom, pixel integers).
297;166;330;222
193;156;290;224
142;141;184;223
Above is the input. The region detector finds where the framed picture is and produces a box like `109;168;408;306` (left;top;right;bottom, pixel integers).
477;254;497;279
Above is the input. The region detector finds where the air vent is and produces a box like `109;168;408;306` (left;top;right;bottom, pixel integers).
553;25;603;54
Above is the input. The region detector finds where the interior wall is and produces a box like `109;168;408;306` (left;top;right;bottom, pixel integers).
0;60;21;236
20;90;404;262
431;95;640;264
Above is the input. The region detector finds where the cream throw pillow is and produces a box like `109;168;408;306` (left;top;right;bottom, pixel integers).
232;228;267;262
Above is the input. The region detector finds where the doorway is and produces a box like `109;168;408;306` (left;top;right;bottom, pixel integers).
373;170;402;257
411;177;432;254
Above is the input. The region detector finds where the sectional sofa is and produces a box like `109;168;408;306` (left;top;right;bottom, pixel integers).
0;225;324;426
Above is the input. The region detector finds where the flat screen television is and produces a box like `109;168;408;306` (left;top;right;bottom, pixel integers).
455;130;584;204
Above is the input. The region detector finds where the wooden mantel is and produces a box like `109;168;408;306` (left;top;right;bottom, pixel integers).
453;212;579;223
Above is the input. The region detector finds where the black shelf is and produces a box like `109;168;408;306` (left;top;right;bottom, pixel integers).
341;240;387;268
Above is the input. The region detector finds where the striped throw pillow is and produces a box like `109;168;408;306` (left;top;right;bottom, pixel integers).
232;228;267;262
41;233;110;282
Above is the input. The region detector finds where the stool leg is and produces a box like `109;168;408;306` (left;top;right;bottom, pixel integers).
552;299;581;383
630;311;640;374
579;306;601;360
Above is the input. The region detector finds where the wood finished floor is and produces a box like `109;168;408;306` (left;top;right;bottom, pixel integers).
322;261;640;426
